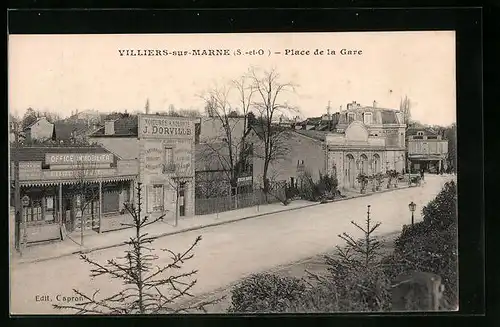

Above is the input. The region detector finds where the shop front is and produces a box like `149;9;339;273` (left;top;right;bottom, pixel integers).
11;146;138;245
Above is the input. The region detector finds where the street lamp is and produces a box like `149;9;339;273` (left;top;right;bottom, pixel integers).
408;201;416;225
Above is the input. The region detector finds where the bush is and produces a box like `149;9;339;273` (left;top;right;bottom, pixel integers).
421;180;457;229
227;273;306;313
385;180;458;308
299;171;338;202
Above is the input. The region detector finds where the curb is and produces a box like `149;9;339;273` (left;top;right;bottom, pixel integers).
13;185;415;265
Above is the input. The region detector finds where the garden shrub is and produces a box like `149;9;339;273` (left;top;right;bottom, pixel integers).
298;171;338;202
421;180;457;229
227;273;307;313
385;180;458;308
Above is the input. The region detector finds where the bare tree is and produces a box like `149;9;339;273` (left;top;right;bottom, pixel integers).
53;183;221;314
198;84;246;191
195;172;230;199
400;95;412;127
248;67;298;199
232;73;256;140
71;158;100;246
42;111;62;123
178;108;201;118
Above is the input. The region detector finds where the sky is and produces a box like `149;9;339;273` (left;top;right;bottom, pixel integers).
8;31;456;126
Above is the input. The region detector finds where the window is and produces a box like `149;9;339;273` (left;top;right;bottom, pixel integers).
348;113;355;123
363;112;373;125
417;131;424;136
164;147;175;173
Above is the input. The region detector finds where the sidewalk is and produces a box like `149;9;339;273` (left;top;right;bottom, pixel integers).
10;184;413;265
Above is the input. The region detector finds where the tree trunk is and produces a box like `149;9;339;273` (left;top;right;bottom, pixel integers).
262;161;270;203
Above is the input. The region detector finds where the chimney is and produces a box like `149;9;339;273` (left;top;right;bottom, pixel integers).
373;100;378;108
104;120;115;135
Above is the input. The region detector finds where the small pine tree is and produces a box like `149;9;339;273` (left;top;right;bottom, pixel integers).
305;205;391;311
53;183;219;314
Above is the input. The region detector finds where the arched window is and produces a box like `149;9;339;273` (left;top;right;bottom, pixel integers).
373;154;381;173
360;154;369;174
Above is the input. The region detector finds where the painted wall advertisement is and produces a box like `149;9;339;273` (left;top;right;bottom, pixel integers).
139;115;196;184
143;139;194;179
138;114;195;140
45;153;114;165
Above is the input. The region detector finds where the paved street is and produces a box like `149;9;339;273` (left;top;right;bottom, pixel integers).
10;175;453;314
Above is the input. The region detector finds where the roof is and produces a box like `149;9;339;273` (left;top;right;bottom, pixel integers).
10;145;112;162
92;115;139;137
306;117;322;124
406;126;439;136
23;117;48;131
294;129;328;142
337;106;401;125
53;122;90;140
380;110;399;124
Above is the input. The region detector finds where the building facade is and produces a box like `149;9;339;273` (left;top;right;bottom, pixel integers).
138;114;196;218
10;145;138;244
325;101;407;190
23;117;54;143
90;114;197;221
249;128;327;188
407;128;449;173
325;121;405;190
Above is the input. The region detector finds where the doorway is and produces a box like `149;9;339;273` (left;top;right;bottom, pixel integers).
179;182;186;217
346;154;355;188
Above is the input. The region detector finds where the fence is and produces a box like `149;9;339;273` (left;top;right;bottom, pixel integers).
195;185;286;216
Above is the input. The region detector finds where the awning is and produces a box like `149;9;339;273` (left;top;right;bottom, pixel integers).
408;156;445;161
19;175;137;187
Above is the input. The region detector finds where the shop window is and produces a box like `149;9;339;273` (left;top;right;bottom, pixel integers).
26;199;43;223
